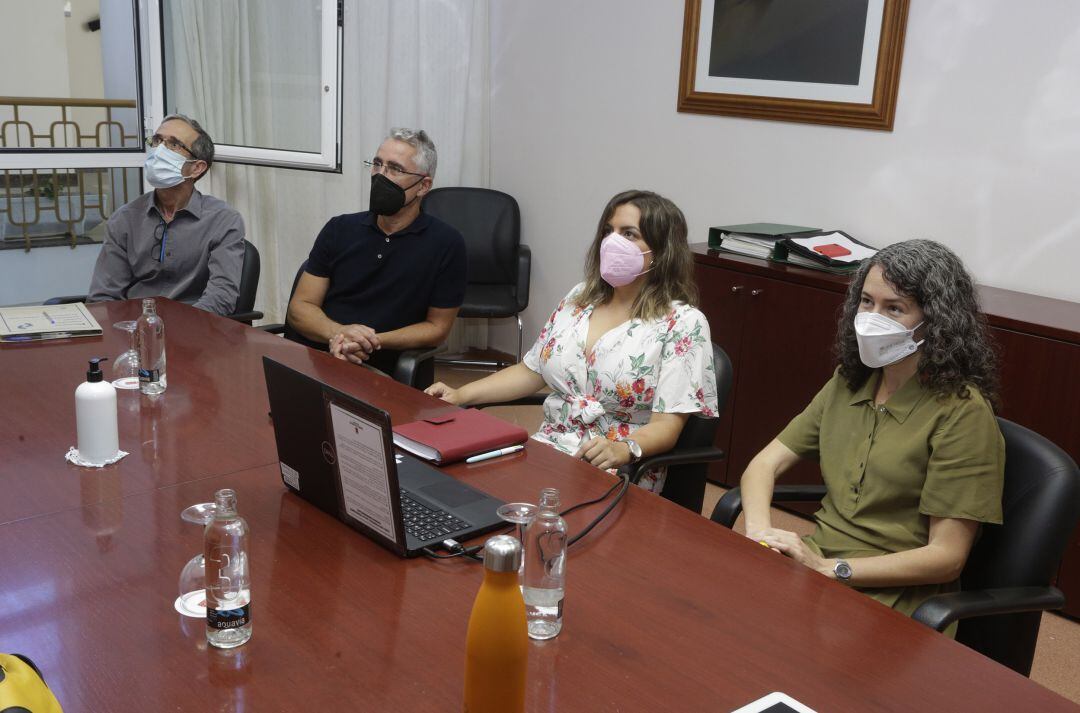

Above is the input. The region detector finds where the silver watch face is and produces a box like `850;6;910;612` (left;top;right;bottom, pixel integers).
626;439;642;460
835;560;853;581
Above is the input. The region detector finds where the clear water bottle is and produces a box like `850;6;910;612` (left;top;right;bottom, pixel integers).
205;488;251;649
136;297;166;395
522;487;567;640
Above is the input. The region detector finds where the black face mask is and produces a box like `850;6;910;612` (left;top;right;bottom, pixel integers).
369;172;424;216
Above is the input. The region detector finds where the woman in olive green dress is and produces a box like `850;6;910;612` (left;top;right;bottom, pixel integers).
739;239;1004;626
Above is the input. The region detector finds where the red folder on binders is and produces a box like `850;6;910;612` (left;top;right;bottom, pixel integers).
391;408;529;465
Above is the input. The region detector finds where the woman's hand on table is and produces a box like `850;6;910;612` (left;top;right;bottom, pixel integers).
425;382;464;405
753;528;832;576
575;437;632;471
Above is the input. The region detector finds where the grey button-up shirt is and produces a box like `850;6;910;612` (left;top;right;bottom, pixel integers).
88;190;245;315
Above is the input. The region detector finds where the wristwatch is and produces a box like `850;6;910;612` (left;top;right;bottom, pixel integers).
623;439;642;463
833;559;853;584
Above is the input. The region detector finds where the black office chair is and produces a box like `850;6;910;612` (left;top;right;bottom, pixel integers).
45;239;264;324
477;342;732;514
259;261;438;390
710;417;1080;677
422;187;530;365
228;239;263;324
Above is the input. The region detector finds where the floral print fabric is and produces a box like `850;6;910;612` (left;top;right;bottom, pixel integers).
522;283;718;492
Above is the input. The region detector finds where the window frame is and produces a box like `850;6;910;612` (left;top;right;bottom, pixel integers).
146;0;343;172
0;0;343;174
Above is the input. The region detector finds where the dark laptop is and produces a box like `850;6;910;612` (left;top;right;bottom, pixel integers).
262;357;506;557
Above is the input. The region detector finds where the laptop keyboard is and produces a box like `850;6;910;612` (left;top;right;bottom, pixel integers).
400;490;471;542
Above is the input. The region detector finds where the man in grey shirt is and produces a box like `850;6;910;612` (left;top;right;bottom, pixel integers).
88;114;244;316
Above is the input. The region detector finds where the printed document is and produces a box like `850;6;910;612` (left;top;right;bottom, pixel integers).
328;402;396;540
0;303;102;341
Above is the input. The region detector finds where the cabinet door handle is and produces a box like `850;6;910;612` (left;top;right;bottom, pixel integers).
731;285;745;293
751;289;764;296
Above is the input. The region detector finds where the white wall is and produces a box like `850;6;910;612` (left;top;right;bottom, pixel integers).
65;0;105;98
0;0;72;135
0;0;71;97
489;1;1080;349
65;0;106;128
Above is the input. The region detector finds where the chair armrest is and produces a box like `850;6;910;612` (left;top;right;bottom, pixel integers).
473;393;548;409
771;484;828;501
711;484;828;528
228;310;264;325
258;323;286;335
711;487;744;527
621;447;726;484
516;244;531;313
44;295;89;305
912;587;1066;632
393;346;441;387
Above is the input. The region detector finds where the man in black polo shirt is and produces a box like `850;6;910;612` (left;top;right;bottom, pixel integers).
286;128;466;375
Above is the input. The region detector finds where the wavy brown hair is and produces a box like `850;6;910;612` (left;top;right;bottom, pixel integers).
575;190;698;320
836;239;1000;407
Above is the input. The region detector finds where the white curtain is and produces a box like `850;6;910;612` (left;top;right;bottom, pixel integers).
165;0;491;349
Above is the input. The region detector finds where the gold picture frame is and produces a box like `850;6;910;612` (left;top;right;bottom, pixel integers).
677;0;910;131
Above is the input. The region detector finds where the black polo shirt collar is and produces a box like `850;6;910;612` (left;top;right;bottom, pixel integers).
361;209;432;237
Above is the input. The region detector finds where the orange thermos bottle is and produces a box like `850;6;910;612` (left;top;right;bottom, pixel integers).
464;535;528;713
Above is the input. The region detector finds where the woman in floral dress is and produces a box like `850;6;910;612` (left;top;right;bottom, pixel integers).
426;190;717;492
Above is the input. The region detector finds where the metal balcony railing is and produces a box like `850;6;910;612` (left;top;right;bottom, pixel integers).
0;96;140;252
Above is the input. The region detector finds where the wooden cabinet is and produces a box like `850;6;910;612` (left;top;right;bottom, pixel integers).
698;267;841;487
693;245;1080;618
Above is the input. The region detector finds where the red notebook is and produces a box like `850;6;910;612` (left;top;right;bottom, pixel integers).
391;408;529;465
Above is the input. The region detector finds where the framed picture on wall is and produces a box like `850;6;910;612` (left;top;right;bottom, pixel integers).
677;0;910;131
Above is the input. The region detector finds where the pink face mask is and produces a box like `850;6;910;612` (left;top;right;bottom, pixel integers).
599;232;652;287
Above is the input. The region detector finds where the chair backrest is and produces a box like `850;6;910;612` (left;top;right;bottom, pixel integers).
423;187;521;287
234;239;261;314
659;342;734;513
955;417;1080;674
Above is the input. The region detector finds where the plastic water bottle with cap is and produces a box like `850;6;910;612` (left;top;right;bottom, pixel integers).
522;487;567;640
464;534;527;713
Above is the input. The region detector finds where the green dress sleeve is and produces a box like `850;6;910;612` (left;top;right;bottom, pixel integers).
919;388;1005;524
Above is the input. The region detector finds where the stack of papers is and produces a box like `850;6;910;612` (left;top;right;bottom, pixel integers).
773;230;878;274
717;234;777;259
778;252;862;274
787;232;877;263
708;223;819;259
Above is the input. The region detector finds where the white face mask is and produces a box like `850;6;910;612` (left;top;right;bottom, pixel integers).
854;312;924;368
144;144;195;188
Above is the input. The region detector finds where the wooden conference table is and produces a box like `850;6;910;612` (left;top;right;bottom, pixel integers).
1;299;1074;712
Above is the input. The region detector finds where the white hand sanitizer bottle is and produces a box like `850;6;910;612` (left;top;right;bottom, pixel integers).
76;357;119;463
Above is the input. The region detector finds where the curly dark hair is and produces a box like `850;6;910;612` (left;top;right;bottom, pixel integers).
836;239;1000;407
